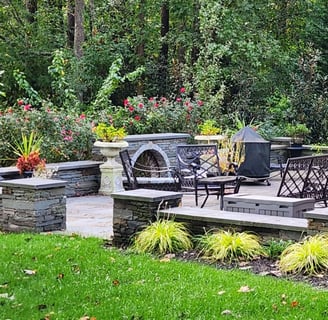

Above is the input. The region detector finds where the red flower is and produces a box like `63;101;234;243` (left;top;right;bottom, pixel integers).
154;103;159;108
123;99;129;106
134;115;141;121
128;106;134;112
23;104;32;111
138;103;144;108
180;87;186;93
79;113;86;119
17;99;24;106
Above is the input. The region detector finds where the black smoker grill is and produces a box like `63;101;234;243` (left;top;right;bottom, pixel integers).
231;126;271;185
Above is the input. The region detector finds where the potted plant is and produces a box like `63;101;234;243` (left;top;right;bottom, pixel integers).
92;123;128;195
11;132;46;177
285;123;310;146
195;120;226;144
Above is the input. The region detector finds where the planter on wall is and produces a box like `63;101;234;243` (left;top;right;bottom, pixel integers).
94;140;129;195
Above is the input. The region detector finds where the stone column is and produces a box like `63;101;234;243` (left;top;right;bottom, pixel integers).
0;178;66;232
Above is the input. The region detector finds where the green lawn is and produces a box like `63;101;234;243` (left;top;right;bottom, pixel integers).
0;233;327;319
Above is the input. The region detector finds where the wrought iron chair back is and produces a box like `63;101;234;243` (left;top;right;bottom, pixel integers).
119;149;180;191
176;144;227;206
119;149;139;190
277;154;328;206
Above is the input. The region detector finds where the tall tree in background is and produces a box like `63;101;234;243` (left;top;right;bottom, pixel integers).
158;0;169;95
67;0;75;48
74;0;85;59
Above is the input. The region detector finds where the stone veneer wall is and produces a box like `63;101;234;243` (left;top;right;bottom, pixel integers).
111;189;183;246
124;133;191;167
0;160;102;198
0;178;66;232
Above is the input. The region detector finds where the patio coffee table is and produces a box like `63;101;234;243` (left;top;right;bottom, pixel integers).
199;175;237;210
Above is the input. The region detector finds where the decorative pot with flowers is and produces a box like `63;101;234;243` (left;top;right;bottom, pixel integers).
92;123;128;195
194;119;226;145
11;132;46;177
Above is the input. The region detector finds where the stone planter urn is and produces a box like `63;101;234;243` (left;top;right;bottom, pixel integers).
94;140;129;195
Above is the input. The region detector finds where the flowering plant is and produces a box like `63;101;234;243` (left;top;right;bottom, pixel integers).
95;89;204;135
93;123;126;142
11;132;46;175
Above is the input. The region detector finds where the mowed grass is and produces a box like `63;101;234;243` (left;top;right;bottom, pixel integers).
1;233;328;320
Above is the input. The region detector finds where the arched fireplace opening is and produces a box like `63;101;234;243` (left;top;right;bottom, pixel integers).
131;144;172;178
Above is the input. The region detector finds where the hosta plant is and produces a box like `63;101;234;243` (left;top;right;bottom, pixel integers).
132;218;192;255
279;233;328;275
198;229;264;262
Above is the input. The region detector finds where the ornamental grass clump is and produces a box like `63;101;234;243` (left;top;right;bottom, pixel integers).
198;229;264;262
132;218;192;255
279;233;328;275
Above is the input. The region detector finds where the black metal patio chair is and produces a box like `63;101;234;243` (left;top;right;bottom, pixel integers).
119;149;180;191
176;144;242;207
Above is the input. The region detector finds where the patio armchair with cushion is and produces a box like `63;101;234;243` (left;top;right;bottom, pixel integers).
176;144;243;207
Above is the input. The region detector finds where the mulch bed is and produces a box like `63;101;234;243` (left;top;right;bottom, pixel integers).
175;251;328;290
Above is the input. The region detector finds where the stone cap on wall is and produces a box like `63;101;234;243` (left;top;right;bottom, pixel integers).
111;188;182;202
125;133;190;142
0;177;67;189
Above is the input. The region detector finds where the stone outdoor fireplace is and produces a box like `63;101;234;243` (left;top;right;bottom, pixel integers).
124;133;190;176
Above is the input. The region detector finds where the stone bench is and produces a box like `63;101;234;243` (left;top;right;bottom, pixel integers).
111;188;183;246
223;194;315;218
0;178;66;232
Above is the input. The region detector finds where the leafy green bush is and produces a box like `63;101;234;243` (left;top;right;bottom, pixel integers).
132;218;192;255
198;229;265;262
263;238;294;259
0;102;94;166
279;233;328;275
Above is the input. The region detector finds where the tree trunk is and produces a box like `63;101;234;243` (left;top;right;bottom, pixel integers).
67;0;75;48
159;1;169;95
26;0;37;24
136;0;145;95
74;0;85;59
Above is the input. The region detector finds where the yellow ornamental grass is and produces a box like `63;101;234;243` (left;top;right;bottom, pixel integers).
279;233;328;275
133;219;192;255
198;230;265;262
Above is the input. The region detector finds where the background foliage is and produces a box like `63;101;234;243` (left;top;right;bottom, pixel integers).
0;0;328;156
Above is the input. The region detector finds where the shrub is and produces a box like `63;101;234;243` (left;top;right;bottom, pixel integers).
0;102;94;165
279;233;328;275
93;92;204;136
132;218;192;255
198;229;264;262
263;238;294;259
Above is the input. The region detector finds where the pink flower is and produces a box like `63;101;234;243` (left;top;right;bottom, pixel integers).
123;99;129;106
138;103;144;108
154;103;159;108
176;97;182;102
134;115;141;121
23;104;32;111
128;106;134;112
149;97;154;101
180;87;186;93
79;113;86;119
17;99;24;106
160;97;166;102
197;100;203;106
